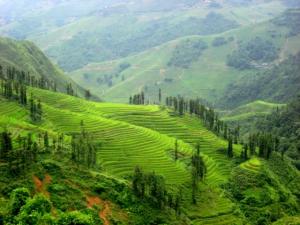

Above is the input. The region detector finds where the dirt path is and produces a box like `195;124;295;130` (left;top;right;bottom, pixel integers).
33;174;52;197
87;196;111;225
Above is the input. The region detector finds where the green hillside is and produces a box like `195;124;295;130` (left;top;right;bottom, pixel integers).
70;10;300;103
221;100;286;122
0;82;299;224
0;36;84;95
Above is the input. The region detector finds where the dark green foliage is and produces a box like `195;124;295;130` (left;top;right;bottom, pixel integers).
227;137;234;158
273;9;300;36
226;156;299;225
212;37;227;47
220;52;300;108
16;195;52;225
168;39;208;68
71;121;97;168
166;96;232;140
191;144;206;204
132;166;174;210
30;98;42;122
129;92;145;105
9;188;30;216
57;211;94;225
227;37;278;70
0;130;12;160
255;96;300;167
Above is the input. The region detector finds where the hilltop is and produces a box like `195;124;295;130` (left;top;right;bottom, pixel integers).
0;36;85;95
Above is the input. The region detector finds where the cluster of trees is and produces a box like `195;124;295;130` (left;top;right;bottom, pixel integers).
167;39;208;68
132;166;182;214
0;131;40;175
227;37;278;70
71;121;97;168
255;96;300;169
166;96;240;142
129;92;145;105
0;77;43;123
29;98;43;122
0;65;57;91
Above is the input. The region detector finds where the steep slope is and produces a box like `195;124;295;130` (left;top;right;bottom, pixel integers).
0;0;286;72
0;36;85;95
0;85;299;224
219;51;300;108
70;10;300;103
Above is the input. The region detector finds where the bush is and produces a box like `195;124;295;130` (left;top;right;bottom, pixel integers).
16;195;52;225
57;211;96;225
9;188;30;216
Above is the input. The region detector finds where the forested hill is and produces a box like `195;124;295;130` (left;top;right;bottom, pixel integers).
218;51;300;109
0;36;86;96
255;96;300;169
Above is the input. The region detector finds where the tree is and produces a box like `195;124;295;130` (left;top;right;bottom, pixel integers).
243;144;248;160
0;130;13;160
158;88;162;104
85;89;91;100
175;139;178;161
227;137;233;158
132;166;145;198
44;132;49;151
191;167;198;204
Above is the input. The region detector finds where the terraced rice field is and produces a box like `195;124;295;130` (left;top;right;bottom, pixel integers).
1;88;244;224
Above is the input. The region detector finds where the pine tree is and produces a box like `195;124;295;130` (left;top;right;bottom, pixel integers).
175;139;178;161
227;137;233;158
85;89;91;100
158;88;162;104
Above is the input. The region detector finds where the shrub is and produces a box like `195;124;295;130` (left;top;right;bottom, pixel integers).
9;188;30;216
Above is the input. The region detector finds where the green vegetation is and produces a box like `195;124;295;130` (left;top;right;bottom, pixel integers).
273;9;300;36
168;39;208;68
227;37;279;70
220;51;300;108
212;37;228;47
0;37;82;94
70;8;300;103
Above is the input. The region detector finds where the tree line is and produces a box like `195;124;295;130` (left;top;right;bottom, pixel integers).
132;166;182;215
71;121;97;168
0;65;57;92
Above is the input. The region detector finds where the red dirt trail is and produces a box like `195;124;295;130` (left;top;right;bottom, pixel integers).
32;174;52;197
87;196;111;225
